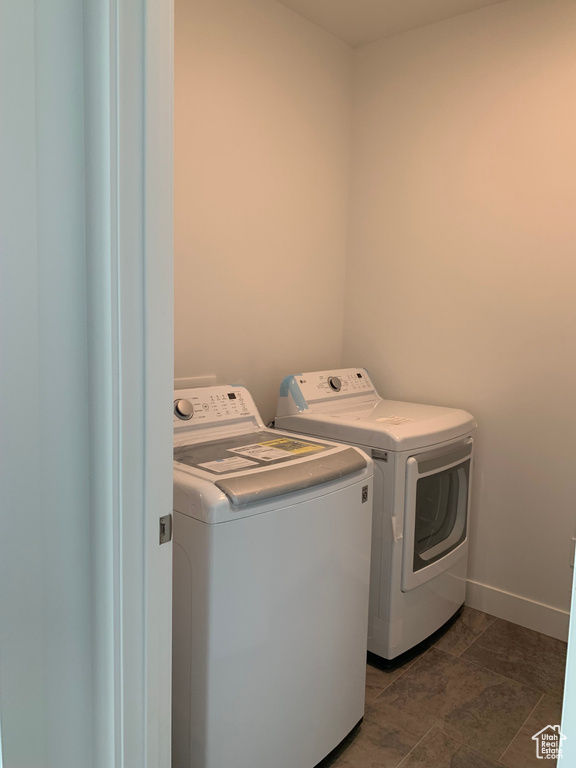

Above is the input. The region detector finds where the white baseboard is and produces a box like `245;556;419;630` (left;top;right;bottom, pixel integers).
466;579;570;642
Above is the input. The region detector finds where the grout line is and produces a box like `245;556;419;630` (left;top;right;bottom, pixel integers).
455;615;498;657
433;646;455;657
399;643;545;698
455;653;545;696
434;727;509;764
395;725;435;768
498;692;544;762
433;633;547;695
373;646;432;700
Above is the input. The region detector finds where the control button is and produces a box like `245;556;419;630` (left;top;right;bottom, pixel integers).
202;402;209;411
174;399;194;420
328;376;342;392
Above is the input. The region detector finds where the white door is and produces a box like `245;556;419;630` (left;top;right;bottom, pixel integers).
0;1;173;766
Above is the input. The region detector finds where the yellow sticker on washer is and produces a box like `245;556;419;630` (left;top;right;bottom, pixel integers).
259;438;325;455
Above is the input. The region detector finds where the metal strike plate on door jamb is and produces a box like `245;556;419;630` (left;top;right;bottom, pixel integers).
371;449;388;462
159;514;172;545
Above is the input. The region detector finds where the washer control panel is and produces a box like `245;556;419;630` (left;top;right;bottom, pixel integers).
173;385;257;427
291;368;377;404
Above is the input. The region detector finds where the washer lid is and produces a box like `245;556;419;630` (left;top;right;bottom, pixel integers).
276;400;476;451
214;447;366;506
174;429;367;506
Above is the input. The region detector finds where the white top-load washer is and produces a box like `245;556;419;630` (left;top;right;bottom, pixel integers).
172;384;373;768
275;369;476;661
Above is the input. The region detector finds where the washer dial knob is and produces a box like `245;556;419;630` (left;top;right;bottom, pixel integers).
174;399;194;420
328;376;342;392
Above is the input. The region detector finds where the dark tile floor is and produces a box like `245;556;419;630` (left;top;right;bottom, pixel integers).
323;608;567;768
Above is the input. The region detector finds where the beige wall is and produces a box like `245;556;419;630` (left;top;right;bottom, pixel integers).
344;0;576;635
175;0;352;422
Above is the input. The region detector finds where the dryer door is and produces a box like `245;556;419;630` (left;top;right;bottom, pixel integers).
401;440;472;592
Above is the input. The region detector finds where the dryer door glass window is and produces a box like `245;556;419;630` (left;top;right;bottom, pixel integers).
413;460;469;572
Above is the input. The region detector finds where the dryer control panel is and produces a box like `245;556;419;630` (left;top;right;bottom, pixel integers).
291;369;375;402
277;368;378;416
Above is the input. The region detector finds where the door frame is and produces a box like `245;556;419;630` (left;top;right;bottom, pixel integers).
85;0;174;764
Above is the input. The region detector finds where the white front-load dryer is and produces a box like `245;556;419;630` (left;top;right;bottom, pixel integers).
172;384;373;768
274;369;476;661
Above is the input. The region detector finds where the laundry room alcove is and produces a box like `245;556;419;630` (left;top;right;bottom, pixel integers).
173;0;576;765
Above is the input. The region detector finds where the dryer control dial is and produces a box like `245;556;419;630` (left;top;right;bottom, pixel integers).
174;399;194;420
328;376;342;392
